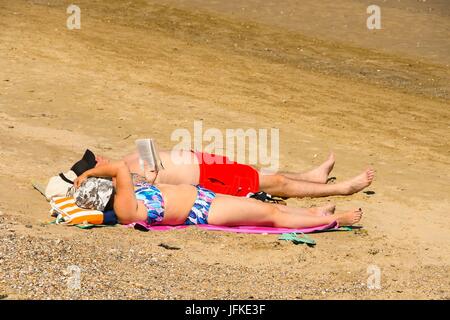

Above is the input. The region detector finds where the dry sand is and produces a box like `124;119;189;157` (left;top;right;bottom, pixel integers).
0;0;449;299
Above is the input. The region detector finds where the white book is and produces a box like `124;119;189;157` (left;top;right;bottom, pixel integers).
135;138;164;175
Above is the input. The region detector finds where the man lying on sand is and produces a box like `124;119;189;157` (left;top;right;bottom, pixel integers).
73;161;364;229
91;149;375;199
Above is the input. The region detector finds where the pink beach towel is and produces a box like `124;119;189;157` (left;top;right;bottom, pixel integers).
128;221;339;234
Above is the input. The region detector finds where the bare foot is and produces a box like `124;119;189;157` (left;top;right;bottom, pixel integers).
302;153;335;183
310;203;336;216
340;168;375;195
335;208;363;226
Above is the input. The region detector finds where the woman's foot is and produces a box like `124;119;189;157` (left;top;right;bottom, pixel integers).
301;153;335;183
310;203;336;216
340;168;375;195
335;208;363;226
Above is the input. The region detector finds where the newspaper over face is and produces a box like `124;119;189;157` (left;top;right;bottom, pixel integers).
135;139;164;179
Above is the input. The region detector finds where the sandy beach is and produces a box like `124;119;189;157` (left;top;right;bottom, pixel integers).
0;0;449;299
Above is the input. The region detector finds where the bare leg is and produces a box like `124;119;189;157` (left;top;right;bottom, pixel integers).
280;153;335;184
208;195;362;228
273;203;336;217
259;168;375;198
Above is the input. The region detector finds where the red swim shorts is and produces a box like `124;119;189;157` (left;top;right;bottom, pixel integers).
194;151;260;197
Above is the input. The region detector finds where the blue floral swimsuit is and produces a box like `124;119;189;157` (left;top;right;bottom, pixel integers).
135;183;165;225
185;186;216;225
133;174;216;225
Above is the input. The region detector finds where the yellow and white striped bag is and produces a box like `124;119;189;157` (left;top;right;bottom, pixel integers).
50;196;104;225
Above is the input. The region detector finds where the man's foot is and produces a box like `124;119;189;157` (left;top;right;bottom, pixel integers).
340;168;375;195
310;203;336;216
335;208;363;226
301;153;335;183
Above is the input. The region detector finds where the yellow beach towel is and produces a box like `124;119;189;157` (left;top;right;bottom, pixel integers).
50;196;104;225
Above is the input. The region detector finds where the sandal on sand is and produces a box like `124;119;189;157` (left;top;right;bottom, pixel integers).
278;232;316;246
248;191;287;205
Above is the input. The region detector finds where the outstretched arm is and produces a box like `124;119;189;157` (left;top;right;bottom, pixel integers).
74;161;141;224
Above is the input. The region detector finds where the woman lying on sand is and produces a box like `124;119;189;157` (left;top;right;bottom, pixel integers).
90;149;375;199
73;161;364;229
